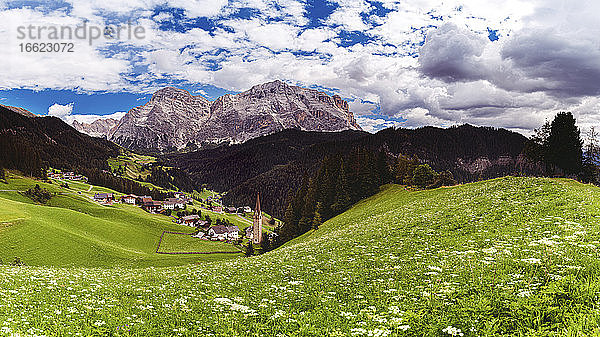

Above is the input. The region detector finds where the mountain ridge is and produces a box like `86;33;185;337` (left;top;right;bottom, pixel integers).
167;124;541;218
76;81;362;152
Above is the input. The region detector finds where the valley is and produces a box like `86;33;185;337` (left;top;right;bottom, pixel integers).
1;1;595;335
0;172;243;267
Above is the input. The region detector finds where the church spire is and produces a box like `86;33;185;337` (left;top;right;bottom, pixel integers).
253;192;263;244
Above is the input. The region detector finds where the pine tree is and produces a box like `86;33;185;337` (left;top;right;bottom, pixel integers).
546;112;583;175
582;127;600;183
244;242;254;257
395;154;418;185
332;160;351;214
311;202;323;230
0;166;5;182
375;150;391;185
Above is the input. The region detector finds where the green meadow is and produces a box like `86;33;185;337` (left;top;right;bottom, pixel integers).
0;173;241;267
2;177;600;336
107;151;157;181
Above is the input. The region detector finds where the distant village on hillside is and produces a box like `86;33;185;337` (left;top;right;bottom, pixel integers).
92;191;261;243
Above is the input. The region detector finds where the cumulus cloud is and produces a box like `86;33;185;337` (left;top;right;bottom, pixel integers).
419;23;488;82
48;103;74;120
3;0;600;134
356;116;403;133
69;111;127;124
48;102;125;124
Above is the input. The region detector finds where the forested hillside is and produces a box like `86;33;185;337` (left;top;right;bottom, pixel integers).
168;125;540;217
0;106;168;198
0;106;119;176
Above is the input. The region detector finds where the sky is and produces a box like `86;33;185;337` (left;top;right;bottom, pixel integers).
0;0;599;134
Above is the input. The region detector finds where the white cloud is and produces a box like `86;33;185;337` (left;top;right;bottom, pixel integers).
48;102;74;120
69;111;127;124
356;116;402;133
48;102;125;124
2;0;600;134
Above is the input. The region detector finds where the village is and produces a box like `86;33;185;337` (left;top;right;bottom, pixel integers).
92;190;270;244
46;168;274;246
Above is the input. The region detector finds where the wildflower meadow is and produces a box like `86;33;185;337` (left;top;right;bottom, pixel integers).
2;177;600;336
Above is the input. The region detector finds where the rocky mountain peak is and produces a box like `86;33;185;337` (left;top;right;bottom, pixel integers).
72;118;120;138
79;81;363;152
149;87;209;104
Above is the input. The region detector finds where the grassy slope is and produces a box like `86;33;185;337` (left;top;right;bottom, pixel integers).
108;152;156;181
0;174;241;267
2;177;600;336
158;233;241;253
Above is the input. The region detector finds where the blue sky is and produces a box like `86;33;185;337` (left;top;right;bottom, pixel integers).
1;0;599;133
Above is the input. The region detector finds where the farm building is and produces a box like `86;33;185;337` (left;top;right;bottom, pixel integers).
94;193;114;203
121;195;137;204
164;198;185;209
245;226;254;240
208;225;239;241
136;196;153;205
142;201;163;213
179;215;200;226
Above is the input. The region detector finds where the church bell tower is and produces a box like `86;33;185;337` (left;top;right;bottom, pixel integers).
252;192;263;245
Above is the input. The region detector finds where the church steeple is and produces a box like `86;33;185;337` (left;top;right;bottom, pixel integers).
253;192;263;244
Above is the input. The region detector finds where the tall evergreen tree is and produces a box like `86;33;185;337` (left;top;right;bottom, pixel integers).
395;154;419;185
312;202;323;230
299;178;318;232
375;150;392;185
546;112;583;175
582;127;600;183
332;160;351;214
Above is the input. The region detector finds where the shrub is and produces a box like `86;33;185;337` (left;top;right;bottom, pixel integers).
413;164;437;188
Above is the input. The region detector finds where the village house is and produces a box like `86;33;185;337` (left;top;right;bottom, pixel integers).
121;194;137;204
136;196;152;206
47;170;87;181
245;226;254;240
179;214;200;226
163;201;176;210
243;206;252;213
164;198;185;210
212;206;223;213
142;201;163;213
173;192;186;199
193;231;205;239
93;193;114;203
207;225;239;241
225;206;237;214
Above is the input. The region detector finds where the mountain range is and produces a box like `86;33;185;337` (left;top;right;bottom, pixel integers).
73;80;361;152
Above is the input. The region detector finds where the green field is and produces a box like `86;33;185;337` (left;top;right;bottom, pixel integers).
0;173;240;267
157;232;241;253
2;177;600;335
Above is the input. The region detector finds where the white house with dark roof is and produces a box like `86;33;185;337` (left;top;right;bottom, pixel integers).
164;198;185;209
94;193;114;203
121;194;137;204
208;225;239;241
